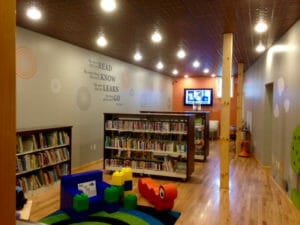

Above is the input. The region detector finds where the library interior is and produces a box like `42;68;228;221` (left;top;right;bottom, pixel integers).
1;1;300;225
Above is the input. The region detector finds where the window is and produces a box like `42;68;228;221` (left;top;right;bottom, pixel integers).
216;77;234;98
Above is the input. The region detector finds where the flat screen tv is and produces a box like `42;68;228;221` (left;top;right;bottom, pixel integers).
184;88;213;106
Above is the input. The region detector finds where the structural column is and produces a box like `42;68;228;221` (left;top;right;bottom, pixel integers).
235;63;244;156
0;1;16;224
220;33;233;190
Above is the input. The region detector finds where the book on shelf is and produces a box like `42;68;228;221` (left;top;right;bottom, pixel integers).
32;134;38;149
17;136;23;153
17;135;36;153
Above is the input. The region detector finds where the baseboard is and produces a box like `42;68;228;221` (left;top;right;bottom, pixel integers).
251;155;271;173
269;173;296;207
252;155;296;208
72;159;103;173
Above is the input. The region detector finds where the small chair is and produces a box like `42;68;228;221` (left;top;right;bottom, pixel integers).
209;120;219;141
60;170;110;221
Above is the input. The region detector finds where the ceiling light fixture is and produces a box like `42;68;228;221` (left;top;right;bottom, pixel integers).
203;68;210;74
172;69;178;75
177;49;186;59
184;74;189;79
256;42;266;52
100;0;116;12
156;61;164;70
151;31;162;43
133;51;142;61
211;73;216;77
96;34;108;47
254;20;268;33
26;6;42;20
193;60;200;68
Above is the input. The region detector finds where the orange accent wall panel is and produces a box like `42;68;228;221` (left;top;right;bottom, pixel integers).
172;77;237;126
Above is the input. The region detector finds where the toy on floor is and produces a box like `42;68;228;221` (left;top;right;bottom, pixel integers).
138;177;177;211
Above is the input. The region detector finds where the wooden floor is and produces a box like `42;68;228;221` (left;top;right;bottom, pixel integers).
27;141;300;225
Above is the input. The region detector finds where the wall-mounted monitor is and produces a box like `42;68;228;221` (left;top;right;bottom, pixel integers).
184;88;213;106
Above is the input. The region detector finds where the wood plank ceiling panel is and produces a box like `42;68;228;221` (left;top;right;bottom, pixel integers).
16;0;300;77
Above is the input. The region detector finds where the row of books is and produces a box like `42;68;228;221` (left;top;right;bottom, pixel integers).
17;130;70;153
16;163;69;192
104;156;186;173
105;136;187;152
105;120;187;132
16;148;70;174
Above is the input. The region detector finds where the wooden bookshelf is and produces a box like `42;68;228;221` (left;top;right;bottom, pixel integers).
16;126;72;193
141;111;210;161
103;113;195;180
186;111;210;161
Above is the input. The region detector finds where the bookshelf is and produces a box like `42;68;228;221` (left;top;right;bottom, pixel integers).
186;111;210;161
16;126;72;193
141;111;210;161
103;113;195;180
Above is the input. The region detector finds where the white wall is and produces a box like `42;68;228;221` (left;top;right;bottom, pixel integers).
244;20;300;201
16;27;173;167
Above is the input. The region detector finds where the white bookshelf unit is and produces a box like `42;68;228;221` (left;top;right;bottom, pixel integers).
16;125;72;193
103;113;195;180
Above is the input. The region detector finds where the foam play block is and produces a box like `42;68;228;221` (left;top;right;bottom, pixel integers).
121;167;133;181
73;193;89;212
104;202;120;213
123;194;137;210
124;180;133;191
113;185;125;199
104;186;119;203
112;171;124;186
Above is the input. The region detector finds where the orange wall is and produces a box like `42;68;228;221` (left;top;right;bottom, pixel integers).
172;76;237;126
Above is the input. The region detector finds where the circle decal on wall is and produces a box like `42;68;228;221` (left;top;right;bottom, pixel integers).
129;88;135;96
284;98;290;113
277;77;285;97
16;46;37;79
50;78;62;94
273;103;279;118
77;86;91;111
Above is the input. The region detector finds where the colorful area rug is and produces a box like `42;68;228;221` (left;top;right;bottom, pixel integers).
40;205;180;225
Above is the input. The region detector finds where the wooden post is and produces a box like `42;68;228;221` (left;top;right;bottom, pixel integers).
235;63;244;156
220;33;233;190
0;1;16;224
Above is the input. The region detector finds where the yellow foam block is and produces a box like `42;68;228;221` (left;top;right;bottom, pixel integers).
121;167;133;181
112;171;124;186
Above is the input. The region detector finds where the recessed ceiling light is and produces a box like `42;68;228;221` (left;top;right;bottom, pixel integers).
156;61;164;70
177;49;186;59
184;74;189;79
256;43;266;52
193;60;200;68
133;51;142;61
172;69;178;75
211;73;216;77
151;31;162;43
254;20;268;33
100;0;116;12
96;35;108;47
26;6;42;20
203;68;210;74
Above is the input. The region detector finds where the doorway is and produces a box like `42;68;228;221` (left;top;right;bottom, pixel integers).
264;83;274;166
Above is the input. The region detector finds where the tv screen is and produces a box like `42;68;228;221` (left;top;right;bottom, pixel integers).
184;88;213;106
